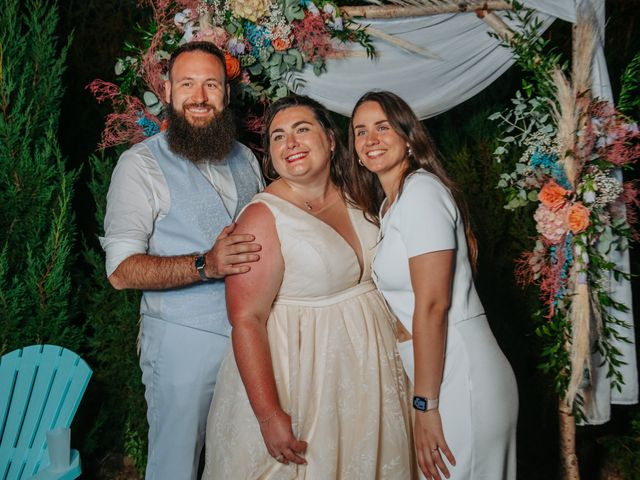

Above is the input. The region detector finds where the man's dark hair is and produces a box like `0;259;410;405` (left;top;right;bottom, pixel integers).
166;41;227;84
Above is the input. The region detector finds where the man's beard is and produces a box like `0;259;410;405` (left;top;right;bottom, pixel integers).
166;103;237;164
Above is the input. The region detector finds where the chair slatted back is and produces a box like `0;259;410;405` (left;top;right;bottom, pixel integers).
0;345;92;480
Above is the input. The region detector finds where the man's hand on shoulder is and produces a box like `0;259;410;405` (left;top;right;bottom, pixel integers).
204;223;261;279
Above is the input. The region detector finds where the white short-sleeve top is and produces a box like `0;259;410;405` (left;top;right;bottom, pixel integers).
373;169;485;333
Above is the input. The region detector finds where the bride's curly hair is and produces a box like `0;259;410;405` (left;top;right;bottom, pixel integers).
344;90;478;270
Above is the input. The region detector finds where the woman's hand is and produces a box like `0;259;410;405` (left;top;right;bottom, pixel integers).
414;410;455;479
259;409;308;465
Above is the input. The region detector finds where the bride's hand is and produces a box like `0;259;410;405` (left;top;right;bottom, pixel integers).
259;409;307;465
414;410;456;479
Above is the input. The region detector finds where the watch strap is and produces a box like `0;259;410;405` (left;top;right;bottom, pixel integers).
412;395;439;412
195;254;208;282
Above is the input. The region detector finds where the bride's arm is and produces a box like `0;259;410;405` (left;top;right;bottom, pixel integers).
225;202;307;465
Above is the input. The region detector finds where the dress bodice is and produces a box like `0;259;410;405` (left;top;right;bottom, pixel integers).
249;192;379;299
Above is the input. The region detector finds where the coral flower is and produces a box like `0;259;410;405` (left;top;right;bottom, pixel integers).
224;52;241;80
566;203;590;234
272;37;291;51
538;179;570;211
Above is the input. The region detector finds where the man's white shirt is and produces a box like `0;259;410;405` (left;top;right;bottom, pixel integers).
100;141;264;277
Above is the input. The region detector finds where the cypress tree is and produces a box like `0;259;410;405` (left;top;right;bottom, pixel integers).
82;149;147;472
0;0;80;352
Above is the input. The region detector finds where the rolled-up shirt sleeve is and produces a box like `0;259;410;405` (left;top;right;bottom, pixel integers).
99;144;163;277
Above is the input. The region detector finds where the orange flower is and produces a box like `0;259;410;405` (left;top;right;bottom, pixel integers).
224;52;241;81
567;203;590;233
272;37;291;51
538;180;570;211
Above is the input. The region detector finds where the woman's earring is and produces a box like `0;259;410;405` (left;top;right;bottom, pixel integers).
358;158;364;166
407;147;413;158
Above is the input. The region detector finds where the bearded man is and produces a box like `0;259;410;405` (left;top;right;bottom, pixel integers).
101;42;263;480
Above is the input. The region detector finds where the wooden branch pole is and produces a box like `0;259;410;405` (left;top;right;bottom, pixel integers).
476;9;513;42
341;1;512;19
559;402;580;480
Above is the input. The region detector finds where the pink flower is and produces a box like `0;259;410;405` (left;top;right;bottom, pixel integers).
534;204;569;243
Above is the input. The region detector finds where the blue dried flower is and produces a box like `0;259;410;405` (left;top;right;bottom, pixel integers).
244;22;271;51
530;148;571;190
530;148;557;169
137;113;160;137
551;164;571;190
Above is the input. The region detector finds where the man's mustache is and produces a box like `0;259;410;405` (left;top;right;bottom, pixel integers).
184;101;214;110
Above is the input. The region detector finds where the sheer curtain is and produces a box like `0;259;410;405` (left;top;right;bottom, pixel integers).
288;0;637;424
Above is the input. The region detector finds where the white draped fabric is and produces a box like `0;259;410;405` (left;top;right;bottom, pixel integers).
288;0;637;424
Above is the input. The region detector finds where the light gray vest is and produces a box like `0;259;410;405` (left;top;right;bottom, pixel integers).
139;132;259;335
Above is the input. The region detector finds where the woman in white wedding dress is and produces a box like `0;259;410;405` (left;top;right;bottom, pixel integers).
203;95;414;479
348;90;518;480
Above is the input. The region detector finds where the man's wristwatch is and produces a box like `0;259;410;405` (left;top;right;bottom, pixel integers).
195;254;209;281
412;395;439;412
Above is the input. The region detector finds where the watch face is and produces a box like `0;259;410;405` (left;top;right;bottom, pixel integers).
413;396;427;411
195;255;205;269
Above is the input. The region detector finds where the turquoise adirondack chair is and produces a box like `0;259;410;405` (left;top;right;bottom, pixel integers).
0;345;92;480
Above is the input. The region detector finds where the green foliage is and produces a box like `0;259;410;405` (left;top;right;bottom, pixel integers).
81;150;147;475
498;1;568;101
0;0;81;353
598;410;640;479
618;49;640;120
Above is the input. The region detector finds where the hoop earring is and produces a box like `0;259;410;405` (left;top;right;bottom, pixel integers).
358;158;364;166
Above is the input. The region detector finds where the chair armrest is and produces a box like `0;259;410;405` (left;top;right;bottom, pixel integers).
30;449;81;480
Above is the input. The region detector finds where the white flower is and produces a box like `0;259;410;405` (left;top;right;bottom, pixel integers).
307;2;319;15
174;9;192;27
328;17;343;30
181;23;194;43
323;3;336;15
583;190;596;204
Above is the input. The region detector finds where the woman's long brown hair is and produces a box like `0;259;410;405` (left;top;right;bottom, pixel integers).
344;90;478;269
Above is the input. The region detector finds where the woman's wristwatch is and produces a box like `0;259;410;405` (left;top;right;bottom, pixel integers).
412;396;439;412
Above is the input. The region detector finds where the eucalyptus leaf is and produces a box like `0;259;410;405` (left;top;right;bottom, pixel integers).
115;59;125;76
269;53;282;66
289;49;303;70
248;63;263;75
282;0;305;22
148;102;164;116
269;64;282;80
493;146;506;155
143;91;159;107
275;85;289;99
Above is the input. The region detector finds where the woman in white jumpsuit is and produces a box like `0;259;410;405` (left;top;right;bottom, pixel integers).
348;90;518;480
